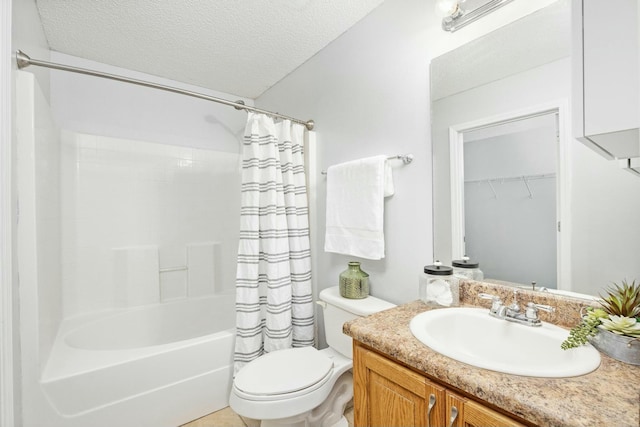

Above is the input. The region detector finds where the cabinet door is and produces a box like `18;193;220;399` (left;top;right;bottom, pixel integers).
447;392;526;427
582;0;638;138
425;380;446;427
446;392;466;427
354;343;444;427
573;0;640;159
354;343;526;427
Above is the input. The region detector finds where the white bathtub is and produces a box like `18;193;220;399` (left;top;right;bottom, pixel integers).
41;294;236;427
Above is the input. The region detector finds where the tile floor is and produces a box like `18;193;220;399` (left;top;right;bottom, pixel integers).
181;407;247;427
181;405;354;427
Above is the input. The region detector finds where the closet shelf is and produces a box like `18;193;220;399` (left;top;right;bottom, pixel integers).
464;172;556;185
464;173;556;199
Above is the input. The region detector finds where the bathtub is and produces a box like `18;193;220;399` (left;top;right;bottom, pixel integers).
40;293;236;427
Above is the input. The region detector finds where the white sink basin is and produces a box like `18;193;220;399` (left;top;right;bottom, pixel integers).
409;307;601;378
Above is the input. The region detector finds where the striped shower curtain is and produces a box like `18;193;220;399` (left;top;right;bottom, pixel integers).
234;113;314;374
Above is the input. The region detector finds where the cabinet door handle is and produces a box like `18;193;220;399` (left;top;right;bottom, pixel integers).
448;406;458;427
426;394;436;427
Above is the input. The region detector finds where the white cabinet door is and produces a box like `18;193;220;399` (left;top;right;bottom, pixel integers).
574;0;640;160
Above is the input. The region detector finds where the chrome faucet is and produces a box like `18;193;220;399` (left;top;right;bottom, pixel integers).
478;292;505;317
479;290;555;327
505;289;521;317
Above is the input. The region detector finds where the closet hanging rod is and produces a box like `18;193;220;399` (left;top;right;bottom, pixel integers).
15;50;315;131
464;172;556;185
321;153;414;174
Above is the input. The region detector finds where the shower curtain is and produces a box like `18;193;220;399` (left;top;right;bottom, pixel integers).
234;113;314;373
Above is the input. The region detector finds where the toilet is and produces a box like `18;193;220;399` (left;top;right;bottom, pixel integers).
229;286;395;427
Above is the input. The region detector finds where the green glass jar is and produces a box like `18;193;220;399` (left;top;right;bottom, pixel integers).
339;262;369;299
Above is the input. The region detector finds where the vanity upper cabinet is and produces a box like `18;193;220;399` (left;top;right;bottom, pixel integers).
572;0;640;166
353;342;526;427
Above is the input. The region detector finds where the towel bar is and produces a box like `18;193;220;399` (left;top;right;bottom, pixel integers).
321;153;413;175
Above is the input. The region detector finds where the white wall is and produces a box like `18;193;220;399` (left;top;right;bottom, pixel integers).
257;0;433;309
571;142;640;295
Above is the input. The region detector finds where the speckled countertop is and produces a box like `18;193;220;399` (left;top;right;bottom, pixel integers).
343;281;640;427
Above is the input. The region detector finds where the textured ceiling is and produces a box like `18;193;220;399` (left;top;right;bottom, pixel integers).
36;0;385;98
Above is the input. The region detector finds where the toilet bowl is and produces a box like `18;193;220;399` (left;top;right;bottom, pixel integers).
229;286;395;427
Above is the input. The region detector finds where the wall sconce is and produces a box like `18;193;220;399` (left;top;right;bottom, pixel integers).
436;0;516;32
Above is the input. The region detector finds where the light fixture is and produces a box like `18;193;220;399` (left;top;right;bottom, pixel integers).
438;0;516;32
434;0;462;19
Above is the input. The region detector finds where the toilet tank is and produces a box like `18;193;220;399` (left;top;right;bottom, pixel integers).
318;287;395;359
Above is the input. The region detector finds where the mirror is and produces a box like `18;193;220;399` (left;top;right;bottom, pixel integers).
431;0;640;297
463;113;558;288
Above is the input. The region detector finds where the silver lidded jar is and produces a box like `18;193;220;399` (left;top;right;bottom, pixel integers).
452;256;484;281
419;261;459;307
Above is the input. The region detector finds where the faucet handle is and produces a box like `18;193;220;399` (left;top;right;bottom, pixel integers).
479;292;502;305
525;302;555;321
479;293;503;314
528;302;555;313
479;292;500;301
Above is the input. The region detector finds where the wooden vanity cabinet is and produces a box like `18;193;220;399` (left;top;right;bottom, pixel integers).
353;342;526;427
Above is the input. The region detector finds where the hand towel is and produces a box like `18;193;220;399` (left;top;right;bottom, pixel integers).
324;155;394;260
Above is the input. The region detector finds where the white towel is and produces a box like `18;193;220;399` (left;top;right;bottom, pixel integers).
324;155;394;260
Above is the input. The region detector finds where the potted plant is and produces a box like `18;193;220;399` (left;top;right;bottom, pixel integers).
561;280;640;365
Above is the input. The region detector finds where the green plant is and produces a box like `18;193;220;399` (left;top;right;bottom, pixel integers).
599;280;640;318
560;308;606;350
561;280;640;350
600;315;640;336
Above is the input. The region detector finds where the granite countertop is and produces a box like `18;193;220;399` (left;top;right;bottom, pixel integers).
343;283;640;427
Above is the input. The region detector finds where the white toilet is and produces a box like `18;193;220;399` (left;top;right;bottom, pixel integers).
229;286;395;427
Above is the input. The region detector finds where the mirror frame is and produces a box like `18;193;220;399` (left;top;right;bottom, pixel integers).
447;99;572;290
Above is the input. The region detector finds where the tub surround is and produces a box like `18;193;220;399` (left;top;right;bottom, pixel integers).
344;281;640;427
59;130;239;317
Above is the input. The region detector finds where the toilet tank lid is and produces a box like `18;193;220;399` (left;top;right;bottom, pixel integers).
319;287;395;317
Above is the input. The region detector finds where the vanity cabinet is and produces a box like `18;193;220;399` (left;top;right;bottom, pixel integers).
353;342;526;427
572;0;640;165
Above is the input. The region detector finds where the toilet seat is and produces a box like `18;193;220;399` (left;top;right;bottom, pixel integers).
233;347;334;401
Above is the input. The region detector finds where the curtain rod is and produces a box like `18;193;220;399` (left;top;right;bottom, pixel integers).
15;50;315;131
